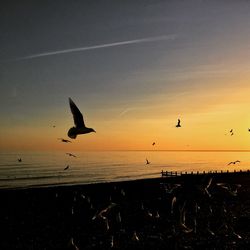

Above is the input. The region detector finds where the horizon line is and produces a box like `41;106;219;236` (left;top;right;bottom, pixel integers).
2;149;250;153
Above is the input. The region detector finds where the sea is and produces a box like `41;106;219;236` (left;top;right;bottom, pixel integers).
0;151;249;189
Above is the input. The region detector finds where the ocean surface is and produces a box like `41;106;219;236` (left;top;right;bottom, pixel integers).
0;151;249;189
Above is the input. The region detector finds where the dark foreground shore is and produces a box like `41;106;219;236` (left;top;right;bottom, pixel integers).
1;172;250;250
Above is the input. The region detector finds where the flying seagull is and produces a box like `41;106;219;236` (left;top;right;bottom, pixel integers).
152;142;155;146
66;153;77;158
58;138;71;143
176;119;181;128
68;98;96;139
228;160;240;165
64;165;70;170
248;128;250;132
18;158;22;162
146;159;150;165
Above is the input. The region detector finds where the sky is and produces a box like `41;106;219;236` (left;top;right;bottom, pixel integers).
1;0;250;151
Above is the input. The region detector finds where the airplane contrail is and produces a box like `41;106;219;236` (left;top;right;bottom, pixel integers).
15;34;177;61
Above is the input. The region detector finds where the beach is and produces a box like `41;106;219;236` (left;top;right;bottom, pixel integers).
1;172;250;250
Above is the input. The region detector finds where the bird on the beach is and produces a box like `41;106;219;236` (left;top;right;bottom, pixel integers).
228;160;240;165
68;97;96;139
92;203;116;221
66;153;77;158
176;119;181;128
171;196;177;214
58;138;72;143
146;158;150;165
132;231;140;242
18;158;22;162
67;237;79;250
216;183;241;196
64;165;70;170
110;236;114;248
152;142;155;146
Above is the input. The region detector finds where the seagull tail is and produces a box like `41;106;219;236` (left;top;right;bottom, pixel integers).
68;127;77;139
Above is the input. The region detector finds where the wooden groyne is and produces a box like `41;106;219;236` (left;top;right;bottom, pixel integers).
161;169;250;177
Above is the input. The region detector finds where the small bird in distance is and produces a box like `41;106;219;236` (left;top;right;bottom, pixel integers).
152;142;155;146
68;98;96;139
146;159;150;165
66;153;77;158
18;158;22;162
228;160;240;165
176;119;181;128
64;165;70;170
58;138;71;143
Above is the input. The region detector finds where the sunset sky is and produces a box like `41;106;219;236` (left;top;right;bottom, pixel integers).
1;0;250;151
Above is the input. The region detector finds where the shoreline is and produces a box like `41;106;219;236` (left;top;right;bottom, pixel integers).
1;169;249;191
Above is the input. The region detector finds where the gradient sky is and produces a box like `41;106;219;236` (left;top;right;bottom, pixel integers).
1;0;250;151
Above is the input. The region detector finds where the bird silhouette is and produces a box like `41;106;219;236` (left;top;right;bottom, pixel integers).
66;153;77;158
64;165;70;170
152;142;155;146
248;128;250;132
176;119;181;128
58;138;71;143
18;158;22;162
68;98;96;139
228;160;240;165
146;159;150;165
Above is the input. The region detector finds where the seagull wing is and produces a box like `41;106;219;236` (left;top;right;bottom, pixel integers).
69;98;85;128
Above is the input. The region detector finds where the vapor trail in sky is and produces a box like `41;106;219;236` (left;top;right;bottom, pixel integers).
16;34;177;60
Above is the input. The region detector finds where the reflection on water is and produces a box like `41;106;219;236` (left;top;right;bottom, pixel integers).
0;151;249;189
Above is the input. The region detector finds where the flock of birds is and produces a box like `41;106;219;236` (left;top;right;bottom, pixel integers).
10;98;250;249
16;97;246;169
53;173;245;250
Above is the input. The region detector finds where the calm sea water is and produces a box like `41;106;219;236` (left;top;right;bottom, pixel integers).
0;151;249;189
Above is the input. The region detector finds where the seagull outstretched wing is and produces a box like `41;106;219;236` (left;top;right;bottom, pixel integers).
69;98;85;128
